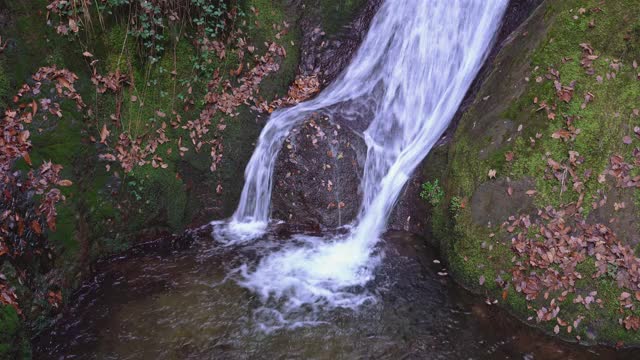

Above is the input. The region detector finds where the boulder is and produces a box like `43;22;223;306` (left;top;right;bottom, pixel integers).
272;115;365;229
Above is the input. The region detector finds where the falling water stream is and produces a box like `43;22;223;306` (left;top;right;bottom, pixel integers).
214;0;509;323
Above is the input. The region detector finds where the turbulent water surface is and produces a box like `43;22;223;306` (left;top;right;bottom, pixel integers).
36;231;635;359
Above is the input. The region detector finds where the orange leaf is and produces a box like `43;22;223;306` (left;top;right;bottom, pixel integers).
17;218;24;236
57;77;72;90
100;124;109;144
57;179;73;187
47;217;56;232
31;220;42;235
23;152;32;166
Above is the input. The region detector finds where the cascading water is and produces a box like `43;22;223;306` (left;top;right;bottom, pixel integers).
214;0;508;326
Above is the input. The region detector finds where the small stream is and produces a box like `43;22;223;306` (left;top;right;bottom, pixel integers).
35;230;637;359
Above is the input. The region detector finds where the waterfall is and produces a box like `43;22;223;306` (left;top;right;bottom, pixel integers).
214;0;508;324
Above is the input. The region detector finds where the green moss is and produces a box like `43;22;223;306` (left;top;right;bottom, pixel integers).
19;107;87;270
102;25;197;138
126;165;187;232
317;0;367;35
0;305;31;359
0;60;10;109
447;210;507;287
104;23;139;73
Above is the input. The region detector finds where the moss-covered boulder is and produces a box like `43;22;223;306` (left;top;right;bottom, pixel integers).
436;0;640;347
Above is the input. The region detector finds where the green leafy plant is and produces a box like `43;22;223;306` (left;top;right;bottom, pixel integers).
450;196;463;217
420;180;445;207
191;0;231;40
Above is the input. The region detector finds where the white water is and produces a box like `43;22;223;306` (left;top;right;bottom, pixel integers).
214;0;508;324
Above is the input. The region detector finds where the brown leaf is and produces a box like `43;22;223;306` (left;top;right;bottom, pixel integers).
23;152;32;166
100;124;109;144
505;152;515;162
31;220;42;235
552;129;571;140
57;179;73;187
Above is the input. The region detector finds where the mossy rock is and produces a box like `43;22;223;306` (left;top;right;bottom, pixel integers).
439;0;640;346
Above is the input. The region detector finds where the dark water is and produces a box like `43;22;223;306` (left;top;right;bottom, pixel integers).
35;231;639;359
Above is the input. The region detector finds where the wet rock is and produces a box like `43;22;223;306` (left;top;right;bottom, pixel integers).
272;116;365;229
297;0;382;85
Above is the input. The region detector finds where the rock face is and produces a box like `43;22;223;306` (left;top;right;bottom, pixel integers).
433;0;640;347
272;116;365;229
470;177;536;227
298;0;382;85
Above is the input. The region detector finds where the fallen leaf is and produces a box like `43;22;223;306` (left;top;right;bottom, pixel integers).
505;152;515;162
100;124;109;143
31;220;42;235
57;180;73;187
